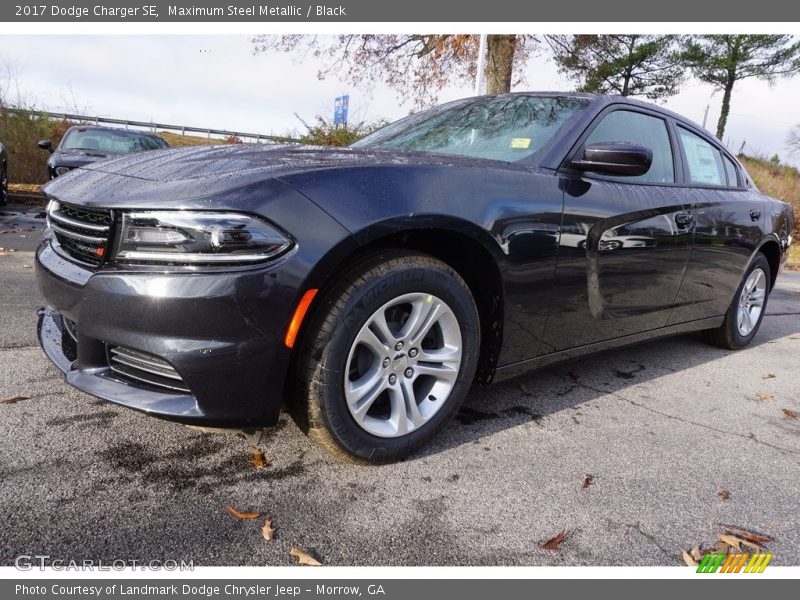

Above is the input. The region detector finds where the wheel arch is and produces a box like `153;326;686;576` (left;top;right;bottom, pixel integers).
292;218;506;387
755;236;782;291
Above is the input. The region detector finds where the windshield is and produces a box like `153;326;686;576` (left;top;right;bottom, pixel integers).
353;95;588;162
61;128;168;154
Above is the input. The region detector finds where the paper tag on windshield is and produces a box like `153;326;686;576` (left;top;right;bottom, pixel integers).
510;138;531;149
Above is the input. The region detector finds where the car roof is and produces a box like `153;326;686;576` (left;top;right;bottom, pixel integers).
461;91;718;144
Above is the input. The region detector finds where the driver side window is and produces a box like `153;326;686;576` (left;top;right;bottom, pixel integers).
585;110;675;184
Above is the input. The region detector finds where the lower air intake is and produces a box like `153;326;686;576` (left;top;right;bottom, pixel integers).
106;345;190;393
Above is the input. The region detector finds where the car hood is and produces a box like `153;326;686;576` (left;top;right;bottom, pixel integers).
67;143;509;182
42;143;529;209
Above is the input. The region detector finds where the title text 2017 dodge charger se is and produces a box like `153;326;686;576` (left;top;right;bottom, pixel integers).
36;93;794;462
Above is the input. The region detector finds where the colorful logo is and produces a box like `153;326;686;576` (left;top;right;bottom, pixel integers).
696;552;773;573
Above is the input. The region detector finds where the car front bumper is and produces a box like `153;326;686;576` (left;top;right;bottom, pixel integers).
35;239;299;428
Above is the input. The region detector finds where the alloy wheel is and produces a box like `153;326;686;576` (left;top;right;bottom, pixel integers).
344;292;462;438
736;267;767;336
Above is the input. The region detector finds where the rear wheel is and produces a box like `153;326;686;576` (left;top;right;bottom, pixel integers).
293;251;480;463
704;253;771;350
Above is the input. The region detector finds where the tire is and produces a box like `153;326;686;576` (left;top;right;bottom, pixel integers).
0;163;7;206
704;253;771;350
292;250;480;463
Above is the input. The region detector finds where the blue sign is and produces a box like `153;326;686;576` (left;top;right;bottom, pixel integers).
334;94;349;126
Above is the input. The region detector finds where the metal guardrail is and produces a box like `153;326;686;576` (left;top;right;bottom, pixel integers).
6;108;301;144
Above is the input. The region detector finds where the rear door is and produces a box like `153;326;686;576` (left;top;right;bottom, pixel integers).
666;125;765;325
541;107;695;352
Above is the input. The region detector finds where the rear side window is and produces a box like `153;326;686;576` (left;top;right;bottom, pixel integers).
723;154;740;187
678;127;726;186
584;110;675;184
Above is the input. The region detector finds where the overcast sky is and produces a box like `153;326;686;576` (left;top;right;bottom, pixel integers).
1;35;798;165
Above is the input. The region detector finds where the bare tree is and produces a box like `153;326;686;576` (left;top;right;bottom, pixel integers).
251;35;537;108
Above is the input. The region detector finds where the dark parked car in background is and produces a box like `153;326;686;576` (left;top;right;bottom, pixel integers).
0;141;7;205
36;93;794;462
38;125;169;179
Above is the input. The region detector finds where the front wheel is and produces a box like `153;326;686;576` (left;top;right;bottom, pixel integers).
704;253;771;350
292;251;480;463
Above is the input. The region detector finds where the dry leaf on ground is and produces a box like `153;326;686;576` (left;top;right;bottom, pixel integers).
542;529;566;550
762;373;776;379
250;447;271;470
0;396;29;405
783;408;798;421
290;547;322;566
756;392;774;401
717;489;730;501
690;546;703;562
566;372;579;382
224;504;261;520
682;550;698;566
721;525;773;546
789;335;800;340
261;517;275;542
582;474;594;488
718;534;744;551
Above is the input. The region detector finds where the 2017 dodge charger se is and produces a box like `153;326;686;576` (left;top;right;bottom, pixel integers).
36;93;794;462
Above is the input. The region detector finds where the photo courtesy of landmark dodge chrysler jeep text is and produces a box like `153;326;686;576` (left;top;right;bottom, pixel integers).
36;93;794;462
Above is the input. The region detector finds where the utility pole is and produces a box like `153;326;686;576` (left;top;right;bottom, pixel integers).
474;34;487;95
702;104;710;129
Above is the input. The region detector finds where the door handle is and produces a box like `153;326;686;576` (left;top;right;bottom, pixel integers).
675;211;694;227
749;209;761;222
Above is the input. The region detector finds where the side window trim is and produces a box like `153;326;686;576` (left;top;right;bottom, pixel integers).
559;104;680;187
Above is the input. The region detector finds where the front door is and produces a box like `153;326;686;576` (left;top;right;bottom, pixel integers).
541;108;694;353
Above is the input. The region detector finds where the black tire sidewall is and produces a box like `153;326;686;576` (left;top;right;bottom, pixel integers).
312;258;480;460
726;254;771;348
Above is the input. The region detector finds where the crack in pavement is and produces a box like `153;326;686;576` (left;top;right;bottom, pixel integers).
549;371;800;457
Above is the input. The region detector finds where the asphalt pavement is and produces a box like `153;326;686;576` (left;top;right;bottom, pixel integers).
1;202;799;566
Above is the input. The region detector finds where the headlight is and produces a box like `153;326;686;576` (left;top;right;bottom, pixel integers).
54;166;71;176
114;211;292;265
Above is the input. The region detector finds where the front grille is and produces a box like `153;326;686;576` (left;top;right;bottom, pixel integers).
106;345;190;393
49;203;113;268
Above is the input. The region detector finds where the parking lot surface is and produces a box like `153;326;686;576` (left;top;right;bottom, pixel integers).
1;203;799;566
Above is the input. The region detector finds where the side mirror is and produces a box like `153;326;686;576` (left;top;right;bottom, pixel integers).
38;140;54;153
569;142;652;177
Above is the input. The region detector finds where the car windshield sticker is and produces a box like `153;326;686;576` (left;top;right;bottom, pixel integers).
683;135;723;184
510;138;531;149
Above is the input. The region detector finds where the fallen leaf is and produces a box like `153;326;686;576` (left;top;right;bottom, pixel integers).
261;516;275;542
566;372;579;382
582;473;594;488
716;541;730;554
250;447;271;470
682;550;698;567
718;534;743;551
717;489;730;501
542;529;566;550
23;265;31;269
789;335;800;340
223;504;261;520
756;392;774;401
762;373;776;379
519;383;533;397
290;547;321;566
784;408;798;421
721;525;773;546
0;395;29;405
690;546;703;562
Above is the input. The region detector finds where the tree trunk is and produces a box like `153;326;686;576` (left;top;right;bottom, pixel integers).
716;77;735;140
484;35;516;94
